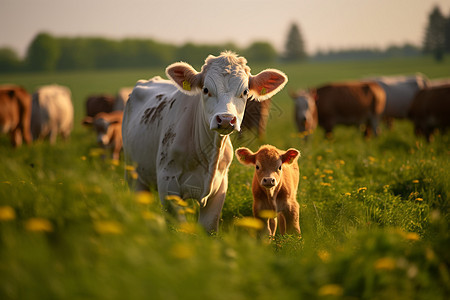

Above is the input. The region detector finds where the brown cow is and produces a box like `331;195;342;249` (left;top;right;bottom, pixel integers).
290;90;318;139
240;98;272;140
83;111;123;160
408;84;450;142
313;81;386;137
0;85;32;147
85;94;116;118
235;145;301;236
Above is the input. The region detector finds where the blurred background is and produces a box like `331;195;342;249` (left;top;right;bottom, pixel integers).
1;0;450;72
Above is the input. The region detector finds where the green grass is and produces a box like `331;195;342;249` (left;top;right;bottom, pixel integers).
0;56;449;299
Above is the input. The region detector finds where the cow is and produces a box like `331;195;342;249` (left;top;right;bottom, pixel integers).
85;94;116;118
312;81;386;137
31;84;73;143
239;98;272;140
235;145;301;236
114;87;133;111
83;111;123;160
408;84;450;142
0;85;32;147
370;74;429;128
122;51;288;232
290;90;318;139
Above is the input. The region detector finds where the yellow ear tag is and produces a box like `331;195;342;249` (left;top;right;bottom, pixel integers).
182;80;191;91
260;87;267;95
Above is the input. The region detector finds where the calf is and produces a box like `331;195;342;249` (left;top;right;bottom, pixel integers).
290;90;318;139
85;94;116;117
235;145;301;236
0;85;32;147
83;111;123;160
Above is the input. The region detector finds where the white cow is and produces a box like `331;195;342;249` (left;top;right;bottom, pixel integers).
372;74;429;125
122;51;288;232
31;84;73;143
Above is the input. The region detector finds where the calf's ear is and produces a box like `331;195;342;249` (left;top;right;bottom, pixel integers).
166;62;203;95
82;116;93;126
235;147;256;165
249;69;288;101
281;148;300;164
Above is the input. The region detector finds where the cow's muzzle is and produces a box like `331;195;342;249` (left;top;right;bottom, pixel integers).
261;177;276;188
211;114;238;135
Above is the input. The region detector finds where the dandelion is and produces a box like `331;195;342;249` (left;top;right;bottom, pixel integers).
166;195;188;207
320;182;331;187
368;156;376;163
234;217;264;230
404;232;420;241
0;206;15;221
258;210;277;219
344;192;351;196
318;284;343;297
412;180;419;184
109;159;120;167
181;207;196;215
374;257;396;270
81;156;87;161
415;198;423;202
125;165;136;172
178;222;198;234
302;176;308;180
25;218;53;232
358;187;367;193
317;250;330;262
136;191;154;204
317;155;323;161
94;221;123;235
323;169;334;174
89;148;105;157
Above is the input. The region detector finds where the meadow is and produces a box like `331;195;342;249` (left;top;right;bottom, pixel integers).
0;56;449;299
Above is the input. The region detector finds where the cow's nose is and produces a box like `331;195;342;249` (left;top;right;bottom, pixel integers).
216;114;236;127
262;177;276;188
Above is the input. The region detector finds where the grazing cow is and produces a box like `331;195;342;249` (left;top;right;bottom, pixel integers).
83;111;123;160
235;145;301;236
31;84;73;143
408;84;450;141
240;98;272;140
290;90;318;139
122;51;288;232
85;94;116;118
313;81;386;137
0;85;32;147
371;74;429;127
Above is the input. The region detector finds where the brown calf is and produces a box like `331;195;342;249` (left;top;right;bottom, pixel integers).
0;85;32;147
236;145;301;236
83;111;123;160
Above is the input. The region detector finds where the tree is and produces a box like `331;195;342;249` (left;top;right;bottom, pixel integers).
445;10;450;53
423;6;446;61
0;47;21;72
283;23;307;61
244;41;277;63
26;32;60;71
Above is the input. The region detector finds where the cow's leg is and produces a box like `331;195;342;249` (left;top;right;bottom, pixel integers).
267;217;278;236
198;177;227;233
277;213;286;235
283;201;301;235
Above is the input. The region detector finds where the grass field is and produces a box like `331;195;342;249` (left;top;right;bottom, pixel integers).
0;56;449;299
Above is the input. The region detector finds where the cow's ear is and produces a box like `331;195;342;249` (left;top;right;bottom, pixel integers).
82;116;93;126
235;147;256;165
249;69;288;101
281;148;300;164
166;62;203;95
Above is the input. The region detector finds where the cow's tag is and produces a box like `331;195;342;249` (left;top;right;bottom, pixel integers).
183;81;191;91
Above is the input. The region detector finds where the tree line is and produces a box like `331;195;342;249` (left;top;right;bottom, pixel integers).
1;5;449;73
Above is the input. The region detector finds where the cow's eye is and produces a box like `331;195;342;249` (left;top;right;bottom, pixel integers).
256;165;260;170
203;87;209;95
242;89;249;98
278;165;282;171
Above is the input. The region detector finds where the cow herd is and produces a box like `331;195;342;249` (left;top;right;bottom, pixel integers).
1;51;449;235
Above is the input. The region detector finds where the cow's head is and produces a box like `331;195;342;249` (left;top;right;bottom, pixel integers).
290;89;318;135
166;51;288;135
83;112;121;146
235;145;300;189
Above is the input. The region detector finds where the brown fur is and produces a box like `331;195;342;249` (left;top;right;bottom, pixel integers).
0;85;32;147
314;81;386;137
236;145;301;236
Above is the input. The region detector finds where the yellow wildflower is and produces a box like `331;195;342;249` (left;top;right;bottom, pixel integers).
178;222;198;234
25;218;53;232
94;221;123;235
317;250;330;262
235;217;264;230
323;169;334;174
0;206;15;221
320;182;331;187
344;192;351;196
258;210;277;219
136;191;154;204
166;195;188;207
404;232;420;241
374;257;396;270
318;284;344;296
415;198;423;202
170;243;194;259
358;187;367;193
412;180;419;184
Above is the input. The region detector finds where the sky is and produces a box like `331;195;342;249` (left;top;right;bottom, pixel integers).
1;0;450;58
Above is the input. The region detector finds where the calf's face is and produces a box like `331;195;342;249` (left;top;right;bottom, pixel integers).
166;52;287;135
236;146;299;189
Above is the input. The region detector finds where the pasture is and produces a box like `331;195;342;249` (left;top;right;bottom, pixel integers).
0;56;449;299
